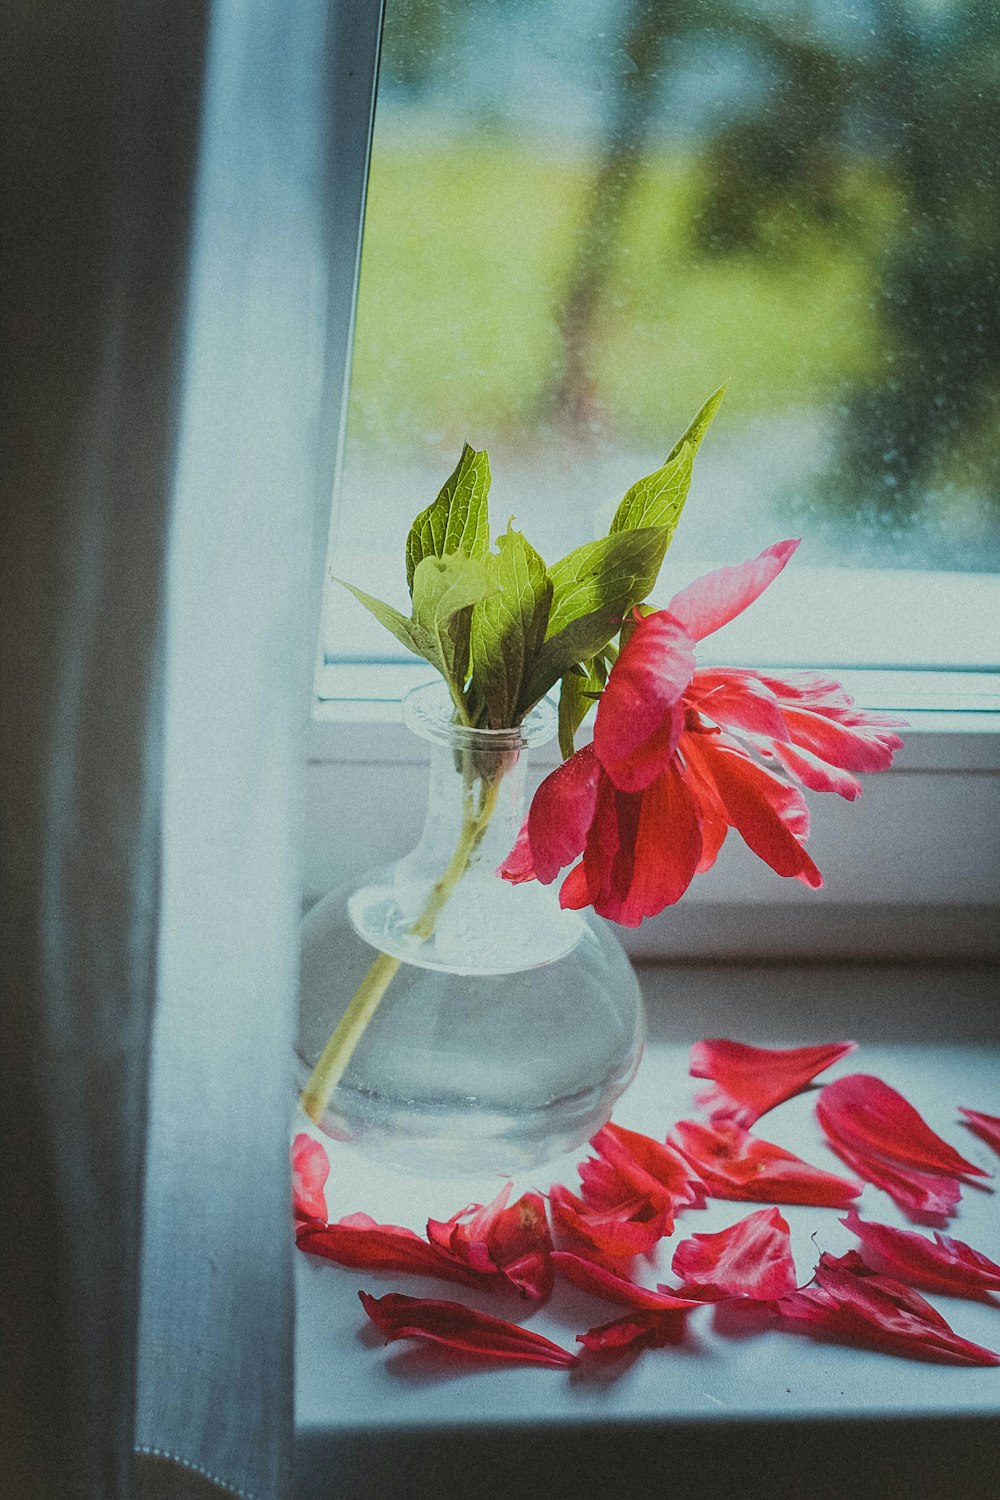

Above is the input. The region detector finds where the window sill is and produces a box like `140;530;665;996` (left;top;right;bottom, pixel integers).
294;961;1000;1500
305;668;1000;959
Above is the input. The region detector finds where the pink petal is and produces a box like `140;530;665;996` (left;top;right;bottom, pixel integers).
670;1207;798;1300
427;1185;555;1299
592;611;695;791
548;1183;672;1262
526;743;601;885
666;540;800;642
577;1309;691;1353
841;1208;1000;1299
690;1037;857;1127
816;1075;988;1179
291;1133;330;1224
959;1107;1000;1158
296;1216;493;1288
779;1255;999;1366
359;1291;578;1367
687;735;822;889
668;1118;861;1207
552;1252;703;1310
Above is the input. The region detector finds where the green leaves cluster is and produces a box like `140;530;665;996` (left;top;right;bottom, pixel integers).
337;388;725;744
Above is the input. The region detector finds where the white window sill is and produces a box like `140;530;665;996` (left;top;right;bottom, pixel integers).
305;666;1000;960
294;961;1000;1500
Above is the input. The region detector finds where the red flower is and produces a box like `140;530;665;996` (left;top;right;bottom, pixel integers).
816;1074;987;1220
551;1251;704;1311
548;1182;672;1264
841;1208;1000;1300
291;1133;330;1224
959;1106;1000;1158
668;1118;861;1207
298;1184;554;1298
501;541;905;924
778;1251;999;1366
359;1291;578;1367
670;1207;798;1301
690;1037;857;1127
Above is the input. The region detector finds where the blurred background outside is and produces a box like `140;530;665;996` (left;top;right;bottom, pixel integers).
323;0;1000;676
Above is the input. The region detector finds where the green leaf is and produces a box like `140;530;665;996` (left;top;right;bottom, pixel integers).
470;524;552;728
337;578;435;663
411;553;495;704
545;526;670;639
666;383;727;465
609;384;725;545
520;602;625;712
404;443;492;594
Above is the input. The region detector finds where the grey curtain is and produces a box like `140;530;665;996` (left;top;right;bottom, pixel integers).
1;2;338;1498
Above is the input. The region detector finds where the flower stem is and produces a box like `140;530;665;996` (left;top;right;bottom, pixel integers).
299;765;503;1125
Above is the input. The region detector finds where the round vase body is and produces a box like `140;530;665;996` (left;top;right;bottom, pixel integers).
297;683;645;1174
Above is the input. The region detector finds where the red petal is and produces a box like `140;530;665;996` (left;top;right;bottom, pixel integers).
670;1207;797;1301
579;762;703;925
526;743;601;884
497;818;535;883
779;1255;999;1366
558;860;591;910
593;611;695;791
586;1123;706;1211
687;735;823;888
359;1291;578;1367
552;1251;703;1310
666;540;800;643
291;1133;330;1224
841;1208;1000;1299
669;1118;861;1207
690;1037;857;1127
819;1125;963;1220
577;1309;691;1353
771;740;863;801
780;705;903;772
687;670;791;740
959;1107;1000;1157
427;1185;555;1299
816;1075;988;1179
296;1216;493;1288
548;1183;671;1262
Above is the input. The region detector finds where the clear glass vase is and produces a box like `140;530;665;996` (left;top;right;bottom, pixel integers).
297;681;645;1174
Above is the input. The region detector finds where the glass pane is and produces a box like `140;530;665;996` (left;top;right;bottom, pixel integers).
324;0;1000;672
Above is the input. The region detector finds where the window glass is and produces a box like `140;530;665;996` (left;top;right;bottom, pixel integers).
323;0;1000;676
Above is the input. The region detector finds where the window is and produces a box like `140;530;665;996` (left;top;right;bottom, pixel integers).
309;0;1000;954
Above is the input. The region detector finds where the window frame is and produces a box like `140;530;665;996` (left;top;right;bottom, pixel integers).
310;0;1000;961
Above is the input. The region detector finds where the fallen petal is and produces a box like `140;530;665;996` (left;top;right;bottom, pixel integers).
670;1207;798;1301
690;1038;856;1127
959;1107;1000;1158
296;1216;492;1288
292;1133;330;1224
577;1309;691;1353
817;1075;987;1180
778;1254;999;1366
551;1252;703;1311
819;1125;962;1221
841;1208;1000;1299
548;1183;671;1262
359;1290;578;1367
669;1118;861;1207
